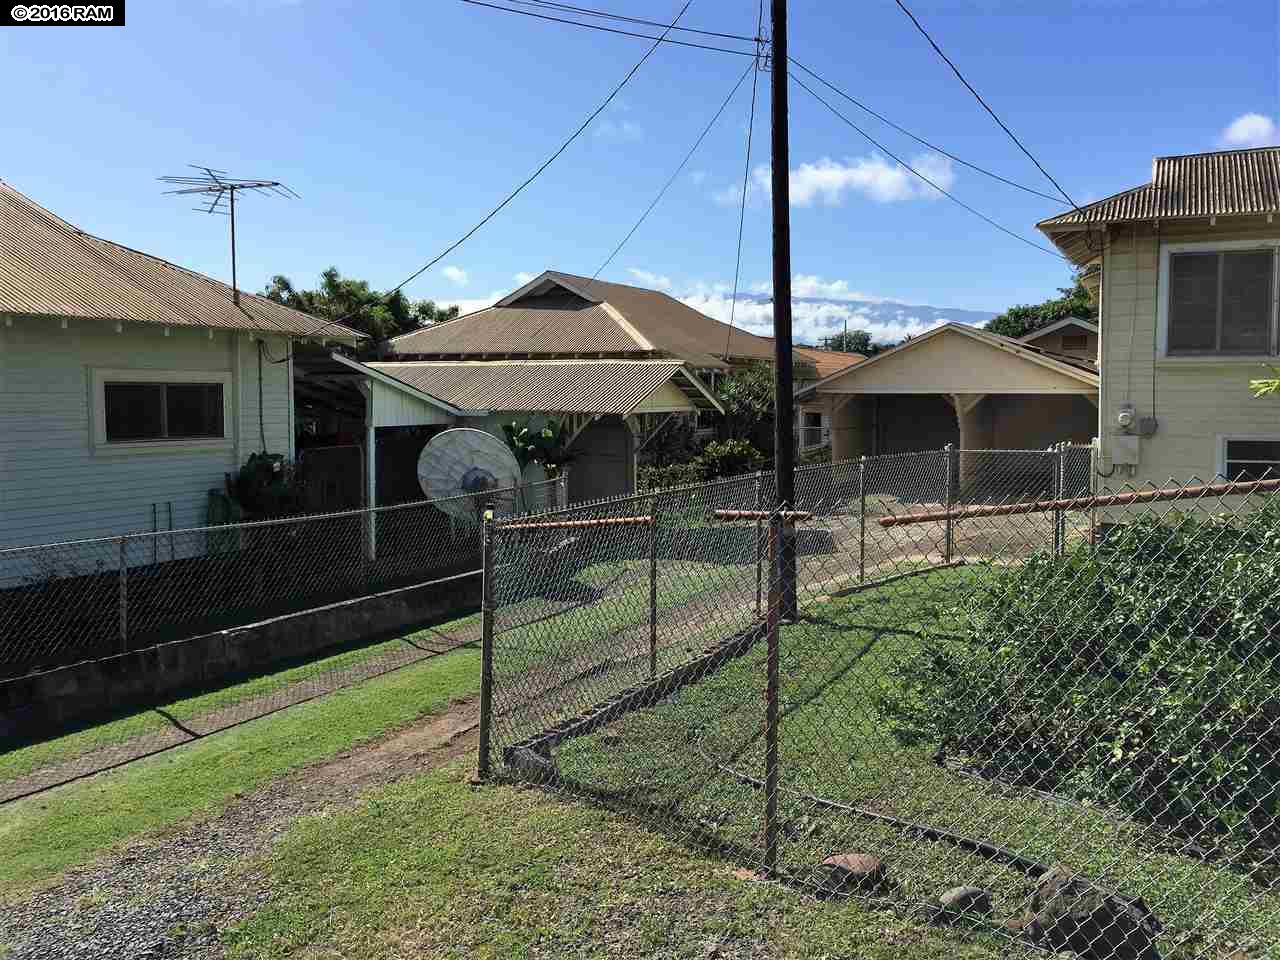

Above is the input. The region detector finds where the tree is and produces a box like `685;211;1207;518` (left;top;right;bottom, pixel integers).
985;275;1097;339
715;359;810;446
823;329;888;355
262;268;459;343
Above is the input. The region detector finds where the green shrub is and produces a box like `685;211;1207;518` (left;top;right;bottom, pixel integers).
638;461;707;491
878;510;1280;855
698;439;762;479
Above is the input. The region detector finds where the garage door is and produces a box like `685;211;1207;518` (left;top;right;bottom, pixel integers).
567;416;634;503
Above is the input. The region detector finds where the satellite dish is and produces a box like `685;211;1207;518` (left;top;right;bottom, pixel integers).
417;428;523;521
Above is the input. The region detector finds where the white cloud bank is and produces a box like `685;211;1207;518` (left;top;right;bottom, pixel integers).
626;268;672;290
1221;113;1278;148
441;265;468;286
679;291;948;347
718;152;955;207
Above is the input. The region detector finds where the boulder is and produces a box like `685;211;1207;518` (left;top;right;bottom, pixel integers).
939;885;993;918
817;853;887;893
1015;864;1162;960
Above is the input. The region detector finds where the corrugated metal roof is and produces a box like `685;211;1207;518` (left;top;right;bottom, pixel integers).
366;359;713;416
1038;147;1280;228
388;269;778;368
0;180;363;340
794;346;865;380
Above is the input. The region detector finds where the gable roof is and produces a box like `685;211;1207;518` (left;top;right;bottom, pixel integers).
0;180;363;341
798;322;1098;398
364;358;722;417
794;346;866;380
1037;147;1280;235
388;269;776;368
1019;317;1098;342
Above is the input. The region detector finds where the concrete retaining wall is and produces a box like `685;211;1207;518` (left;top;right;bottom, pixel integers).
0;570;481;739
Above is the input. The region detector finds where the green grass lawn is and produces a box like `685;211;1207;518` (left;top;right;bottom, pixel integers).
537;567;1280;960
0;615;479;787
225;763;1032;960
0;646;480;893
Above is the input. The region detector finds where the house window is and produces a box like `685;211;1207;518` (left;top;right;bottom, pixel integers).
104;382;224;441
1061;333;1089;353
1222;438;1280;481
91;368;233;454
1166;248;1277;356
802;411;824;448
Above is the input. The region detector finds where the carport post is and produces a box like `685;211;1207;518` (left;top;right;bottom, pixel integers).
478;508;495;780
942;444;954;564
648;513;658;679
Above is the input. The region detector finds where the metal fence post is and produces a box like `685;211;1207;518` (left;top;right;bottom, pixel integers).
942;444;954;564
763;514;782;877
858;456;867;583
118;535;128;655
478;508;496;780
754;470;763;617
1052;442;1064;557
558;472;568;509
648;512;658;679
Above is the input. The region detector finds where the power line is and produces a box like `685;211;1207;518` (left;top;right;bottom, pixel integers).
299;1;693;341
789;70;1067;261
890;0;1083;212
724;3;764;361
786;58;1064;205
460;0;756;57
587;60;756;288
509;0;759;43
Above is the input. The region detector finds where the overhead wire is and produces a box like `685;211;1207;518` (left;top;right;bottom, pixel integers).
460;0;756;57
789;70;1068;261
889;0;1084;214
295;1;693;343
723;1;765;361
508;0;759;43
786;58;1064;205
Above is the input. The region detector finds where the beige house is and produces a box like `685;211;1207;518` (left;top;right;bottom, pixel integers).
1038;146;1280;486
799;322;1098;462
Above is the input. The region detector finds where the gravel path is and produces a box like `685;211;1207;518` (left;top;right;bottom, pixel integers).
0;699;479;960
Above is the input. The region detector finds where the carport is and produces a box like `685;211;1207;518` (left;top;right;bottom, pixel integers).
798;324;1099;486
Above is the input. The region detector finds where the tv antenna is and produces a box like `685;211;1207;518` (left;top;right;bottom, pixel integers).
159;165;298;305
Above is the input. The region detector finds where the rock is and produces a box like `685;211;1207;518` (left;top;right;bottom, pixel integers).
1017;863;1163;960
507;746;558;783
817;853;887;893
938;885;993;919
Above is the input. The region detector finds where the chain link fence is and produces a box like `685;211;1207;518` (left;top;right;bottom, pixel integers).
0;479;561;679
480;448;1280;960
0;478;560;804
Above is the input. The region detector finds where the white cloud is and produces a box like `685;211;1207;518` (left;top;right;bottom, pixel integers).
594;119;643;143
678;291;946;346
689;170;708;185
626;268;673;290
436;290;506;316
441;265;468;286
1221;113;1277;148
513;271;537;286
749;276;884;302
717;153;955;207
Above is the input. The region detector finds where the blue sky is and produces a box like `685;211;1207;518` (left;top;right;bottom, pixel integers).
1;0;1276;343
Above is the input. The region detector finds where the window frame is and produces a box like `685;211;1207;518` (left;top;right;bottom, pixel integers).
1157;239;1280;360
90;367;234;456
1217;434;1280;482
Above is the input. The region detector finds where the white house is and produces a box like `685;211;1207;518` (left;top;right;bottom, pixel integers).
1037;146;1280;487
0;180;363;553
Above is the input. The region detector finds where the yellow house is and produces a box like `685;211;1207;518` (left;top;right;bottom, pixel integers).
1038;146;1280;486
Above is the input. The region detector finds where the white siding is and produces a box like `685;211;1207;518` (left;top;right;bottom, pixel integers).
1100;219;1280;485
0;317;294;550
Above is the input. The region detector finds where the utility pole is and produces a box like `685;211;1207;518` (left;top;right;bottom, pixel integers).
770;0;798;618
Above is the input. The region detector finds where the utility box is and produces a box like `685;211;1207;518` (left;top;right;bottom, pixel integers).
1111;435;1141;466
